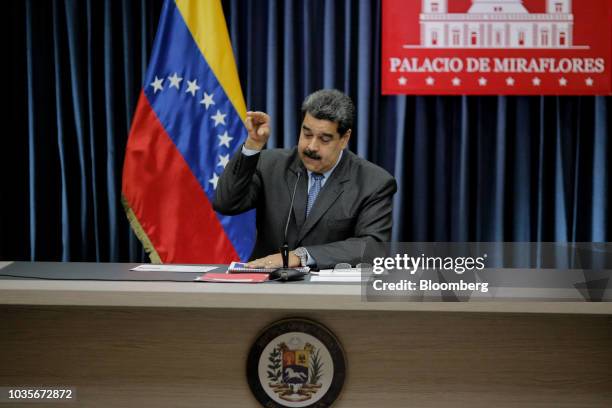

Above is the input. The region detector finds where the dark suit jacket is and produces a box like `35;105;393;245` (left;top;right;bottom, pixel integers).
213;147;397;269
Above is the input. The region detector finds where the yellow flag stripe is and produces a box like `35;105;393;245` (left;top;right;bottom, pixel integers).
175;0;247;120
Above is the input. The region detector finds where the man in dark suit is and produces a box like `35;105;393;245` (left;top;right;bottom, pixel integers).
214;89;397;269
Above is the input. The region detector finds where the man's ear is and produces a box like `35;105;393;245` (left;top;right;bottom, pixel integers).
340;129;352;148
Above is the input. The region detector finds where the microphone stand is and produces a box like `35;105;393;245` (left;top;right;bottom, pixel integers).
272;170;307;281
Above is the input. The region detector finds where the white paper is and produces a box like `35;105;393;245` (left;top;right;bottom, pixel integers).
310;276;363;282
316;268;363;277
130;264;218;273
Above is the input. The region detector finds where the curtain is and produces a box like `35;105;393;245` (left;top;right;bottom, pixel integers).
2;0;609;262
3;0;163;262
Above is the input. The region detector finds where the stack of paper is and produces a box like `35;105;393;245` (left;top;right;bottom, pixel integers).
310;268;364;282
227;261;309;274
131;265;218;273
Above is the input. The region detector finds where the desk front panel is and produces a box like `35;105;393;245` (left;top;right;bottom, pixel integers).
1;306;611;407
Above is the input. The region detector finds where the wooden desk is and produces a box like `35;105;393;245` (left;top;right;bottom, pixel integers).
1;262;611;407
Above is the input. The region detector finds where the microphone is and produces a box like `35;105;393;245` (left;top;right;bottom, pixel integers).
282;170;301;261
271;170;307;282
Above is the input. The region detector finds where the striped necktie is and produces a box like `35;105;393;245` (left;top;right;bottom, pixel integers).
306;173;324;217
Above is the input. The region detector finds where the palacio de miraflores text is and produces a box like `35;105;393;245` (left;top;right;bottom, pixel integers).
389;56;605;74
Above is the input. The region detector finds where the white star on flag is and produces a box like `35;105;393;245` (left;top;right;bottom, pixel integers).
217;154;230;168
585;78;594;87
211;110;227;127
559;77;568;86
185;79;200;96
506;77;515;86
398;76;407;85
209;173;219;189
425;76;435;86
478;77;487;86
532;77;541;86
150;76;164;93
218;131;233;148
452;77;461;86
200;92;215;109
168;72;183;89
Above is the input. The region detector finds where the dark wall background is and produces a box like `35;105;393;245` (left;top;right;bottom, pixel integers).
2;0;609;262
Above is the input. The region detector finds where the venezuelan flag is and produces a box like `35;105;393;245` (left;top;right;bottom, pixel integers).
122;0;255;263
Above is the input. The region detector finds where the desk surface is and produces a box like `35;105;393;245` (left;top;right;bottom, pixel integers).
1;261;611;314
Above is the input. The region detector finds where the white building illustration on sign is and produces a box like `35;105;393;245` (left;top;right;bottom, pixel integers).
419;0;578;48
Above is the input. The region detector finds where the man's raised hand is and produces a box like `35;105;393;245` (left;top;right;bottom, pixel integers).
244;111;271;150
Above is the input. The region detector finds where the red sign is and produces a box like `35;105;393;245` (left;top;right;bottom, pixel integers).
382;0;612;95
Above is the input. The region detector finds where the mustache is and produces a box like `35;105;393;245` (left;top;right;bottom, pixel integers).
303;149;321;160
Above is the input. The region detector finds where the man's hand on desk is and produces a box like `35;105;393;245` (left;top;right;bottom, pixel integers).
246;252;301;269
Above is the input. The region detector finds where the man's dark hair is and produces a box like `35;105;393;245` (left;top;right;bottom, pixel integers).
301;89;355;136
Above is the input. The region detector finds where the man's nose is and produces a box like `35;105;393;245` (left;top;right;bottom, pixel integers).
307;138;319;151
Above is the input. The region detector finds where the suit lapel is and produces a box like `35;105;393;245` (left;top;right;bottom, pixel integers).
297;151;351;242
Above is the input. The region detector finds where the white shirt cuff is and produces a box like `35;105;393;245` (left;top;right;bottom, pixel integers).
241;145;261;156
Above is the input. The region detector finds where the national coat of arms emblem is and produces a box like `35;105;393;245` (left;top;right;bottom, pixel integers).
247;319;346;408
